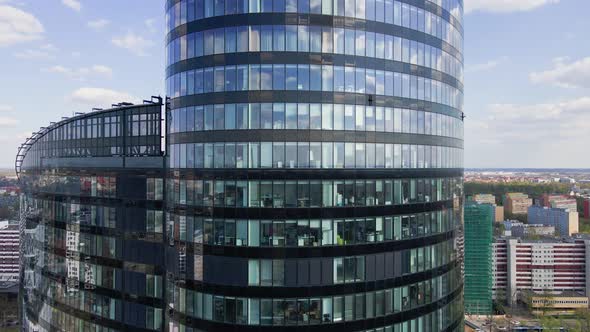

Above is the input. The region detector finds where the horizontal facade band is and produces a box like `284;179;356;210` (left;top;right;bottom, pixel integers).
21;156;165;171
26;295;158;332
183;229;454;258
166;53;462;90
170;91;462;117
168;284;463;330
166;167;463;179
173;260;458;296
41;269;165;308
168;199;455;218
164;0;464;45
168;130;463;147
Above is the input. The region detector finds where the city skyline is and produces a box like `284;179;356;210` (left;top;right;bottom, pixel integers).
1;1;588;168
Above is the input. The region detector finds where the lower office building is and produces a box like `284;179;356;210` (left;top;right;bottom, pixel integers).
529;291;589;315
503;222;555;238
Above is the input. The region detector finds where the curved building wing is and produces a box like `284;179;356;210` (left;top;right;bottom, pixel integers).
18;100;166;331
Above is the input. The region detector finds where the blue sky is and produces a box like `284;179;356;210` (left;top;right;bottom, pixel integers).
0;0;588;168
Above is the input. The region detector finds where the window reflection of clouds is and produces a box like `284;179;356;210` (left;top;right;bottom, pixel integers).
166;25;463;82
166;0;464;49
169;142;463;169
168;103;463;139
167;64;463;109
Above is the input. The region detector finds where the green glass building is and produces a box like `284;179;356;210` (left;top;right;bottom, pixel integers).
464;202;493;315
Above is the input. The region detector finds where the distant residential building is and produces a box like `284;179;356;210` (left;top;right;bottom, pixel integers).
464;202;494;315
559;178;576;184
550;198;578;211
0;221;19;282
494;206;504;222
540;194;563;207
471;194;504;222
472;194;496;205
528;206;579;236
493;237;590;305
504;193;532;215
584;199;590;218
0;187;19;196
540;194;577;211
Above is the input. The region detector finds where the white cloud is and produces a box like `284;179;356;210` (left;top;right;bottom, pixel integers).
17;131;32;140
40;43;58;51
0;5;44;46
0;1;25;6
530;57;590;89
145;18;157;33
0;105;18;127
69;87;138;107
88;19;109;30
91;65;112;76
61;0;81;11
43;64;113;81
14;48;52;59
465;0;559;14
112;31;154;56
14;43;58;59
0;116;18;127
465;97;590;167
466;56;508;73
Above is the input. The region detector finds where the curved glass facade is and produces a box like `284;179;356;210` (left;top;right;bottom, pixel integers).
165;0;464;331
18;0;464;330
18;102;166;332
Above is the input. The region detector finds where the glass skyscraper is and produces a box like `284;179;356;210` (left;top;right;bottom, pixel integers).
17;0;464;330
165;0;464;331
